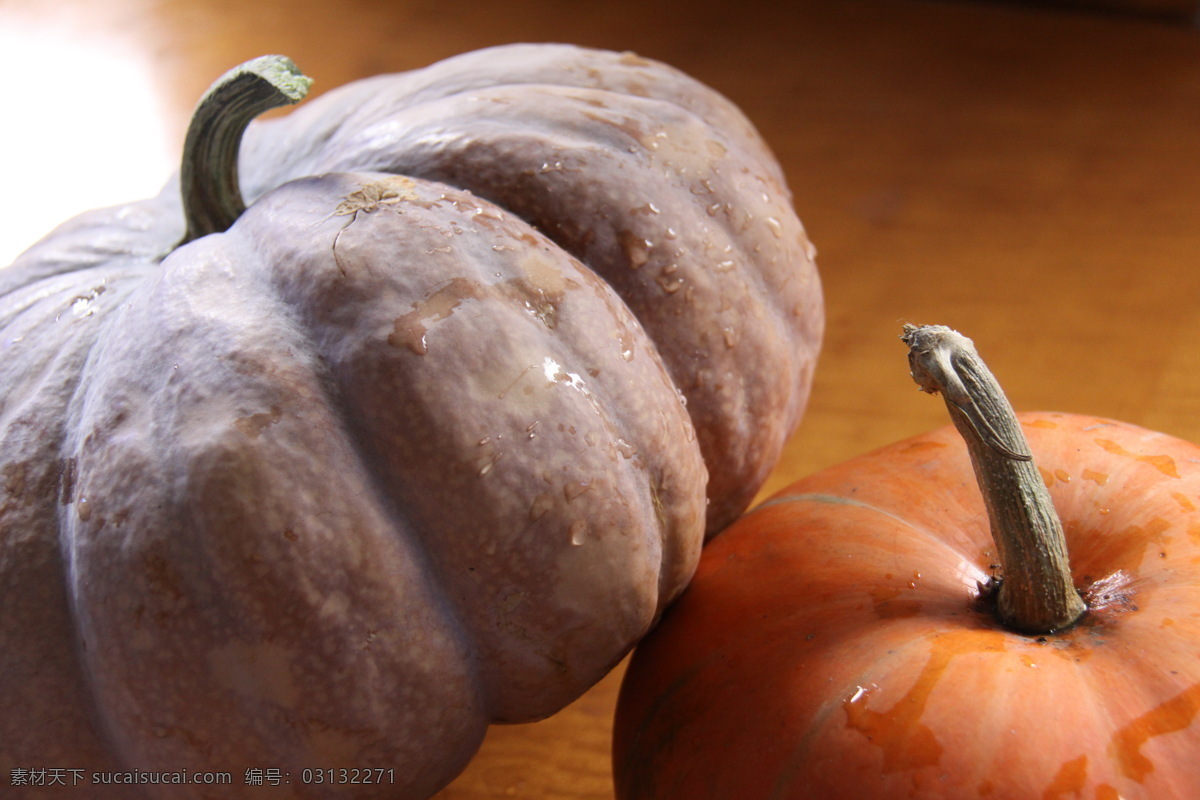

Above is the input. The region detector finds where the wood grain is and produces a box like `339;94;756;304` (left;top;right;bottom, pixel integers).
3;0;1200;797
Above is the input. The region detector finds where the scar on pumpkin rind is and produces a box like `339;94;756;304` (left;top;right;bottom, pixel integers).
328;179;427;275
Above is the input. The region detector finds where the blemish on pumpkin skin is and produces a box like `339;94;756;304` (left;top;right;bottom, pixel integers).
333;180;417;217
389;278;483;355
329;179;421;274
1041;754;1088;799
1131;518;1172;548
143;552;186;603
1171;492;1196;512
1095;439;1180;478
842;633;1007;773
1110;681;1200;783
234;405;283;438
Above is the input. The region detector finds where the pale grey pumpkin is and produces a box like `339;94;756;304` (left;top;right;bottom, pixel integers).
0;46;821;799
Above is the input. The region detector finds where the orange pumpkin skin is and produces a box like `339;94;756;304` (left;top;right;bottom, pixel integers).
614;412;1200;800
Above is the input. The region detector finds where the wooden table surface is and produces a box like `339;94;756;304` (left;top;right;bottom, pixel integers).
4;0;1200;797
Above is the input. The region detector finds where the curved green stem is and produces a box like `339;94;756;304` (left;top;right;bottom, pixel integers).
903;324;1087;634
179;55;312;245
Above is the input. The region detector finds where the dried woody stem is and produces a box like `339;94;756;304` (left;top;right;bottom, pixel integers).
179;55;312;245
902;324;1086;634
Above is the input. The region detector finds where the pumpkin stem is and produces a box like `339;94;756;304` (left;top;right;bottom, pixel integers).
179;55;312;244
902;324;1087;634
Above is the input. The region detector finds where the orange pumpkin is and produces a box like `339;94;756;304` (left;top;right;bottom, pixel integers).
614;325;1200;800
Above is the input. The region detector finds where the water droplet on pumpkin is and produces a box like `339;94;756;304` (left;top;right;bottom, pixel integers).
620;230;652;269
656;264;685;294
613;439;638;459
478;452;503;477
847;684;875;705
766;217;784;238
529;492;555;522
564;481;592;502
69;284;107;318
569;520;587;546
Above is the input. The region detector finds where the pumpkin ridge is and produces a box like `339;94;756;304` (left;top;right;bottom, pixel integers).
765;629;956;800
753;490;989;576
298;44;774;166
59;229;495;789
230;170;705;723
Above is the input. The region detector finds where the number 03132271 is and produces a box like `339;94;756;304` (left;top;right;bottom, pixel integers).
300;768;396;785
